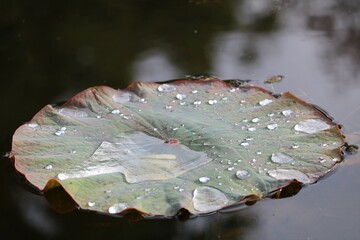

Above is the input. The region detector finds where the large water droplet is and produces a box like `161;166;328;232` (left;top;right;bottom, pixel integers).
157;84;176;92
267;169;310;183
294;119;331;134
236;170;250;180
108;203;128;214
271;153;294;164
193;186;229;212
199;176;210;183
259;99;273;106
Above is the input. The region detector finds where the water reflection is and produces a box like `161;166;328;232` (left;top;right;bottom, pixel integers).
1;0;360;239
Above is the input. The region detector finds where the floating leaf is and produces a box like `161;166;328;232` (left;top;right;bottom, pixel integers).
11;79;345;217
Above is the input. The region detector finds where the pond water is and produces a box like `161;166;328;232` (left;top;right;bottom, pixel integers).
1;0;360;239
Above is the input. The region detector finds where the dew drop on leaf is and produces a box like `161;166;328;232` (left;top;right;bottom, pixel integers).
28;123;38;129
267;123;278;130
199;176;210;183
259;99;273;106
267;169;310;183
282;109;293;116
294;119;331;134
176;93;186;100
236;170;250;180
108;202;128;214
193;186;229;212
271;153;294;164
157;84;176;93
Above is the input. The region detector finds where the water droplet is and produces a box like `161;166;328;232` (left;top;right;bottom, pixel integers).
282;110;293;116
193;101;202;106
267;169;310;183
236;170;250;180
44;164;53;170
111;109;120;114
267;123;278;130
112;92;132;103
321;143;329;147
291;144;299;149
199;176;210;183
245;137;254;141
105;190;112;194
256;151;262;155
227;167;235;171
192;90;198;94
259;99;273;106
240;142;249;147
320;159;327;163
208;100;217;105
96;115;102;119
153;128;158;131
240;100;246;103
172;127;178;131
229;89;236;93
165;105;172;109
88;201;96;207
193;186;229;212
57;173;69;180
54;128;65;136
28;123;38;128
140;98;147;103
271;153;294;164
158;84;176;93
248;127;256;132
179;188;184;192
176;93;186;100
179;101;186;106
251;118;260;123
59;108;88;118
108;203;128;214
332;158;339;162
222;97;228;101
294;119;331;134
267;113;275;117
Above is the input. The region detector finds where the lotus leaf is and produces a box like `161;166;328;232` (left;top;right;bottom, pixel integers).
11;79;345;217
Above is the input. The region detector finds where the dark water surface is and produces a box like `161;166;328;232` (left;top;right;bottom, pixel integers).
1;0;360;239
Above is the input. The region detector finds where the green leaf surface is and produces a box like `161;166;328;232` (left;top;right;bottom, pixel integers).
11;79;345;217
